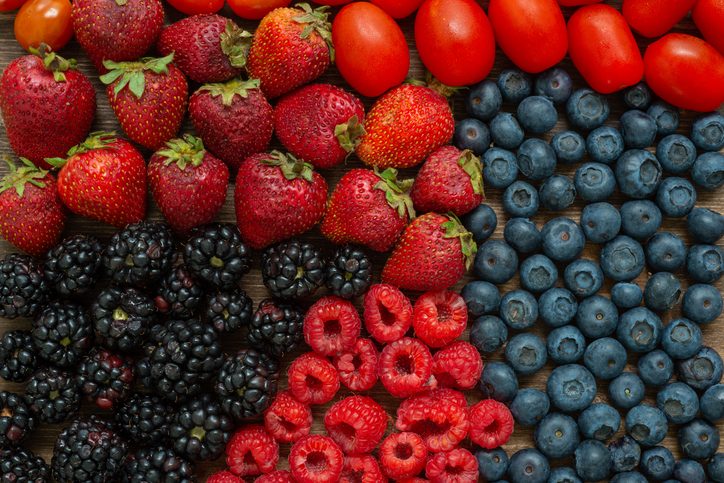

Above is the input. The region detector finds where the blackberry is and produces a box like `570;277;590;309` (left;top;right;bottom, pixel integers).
92;287;156;352
0;253;48;319
247;299;304;357
115;393;174;446
25;367;80;423
44;234;103;297
76;348;134;410
0;391;35;447
169;393;234;461
183;223;251;290
0;446;50;482
155;265;204;319
204;289;253;333
137;319;223;403
261;240;325;300
103;221;175;287
0;330;38;382
325;246;372;299
121;446;196;483
31;302;92;368
51;416;128;483
215;349;279;421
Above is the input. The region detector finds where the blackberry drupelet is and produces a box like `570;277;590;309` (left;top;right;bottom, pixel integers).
103;221;176;287
92;287;156;352
76;348;135;410
44;234;103;297
0;329;38;382
247;299;304;358
0;446;50;482
261;240;325;300
204;289;253;333
155;265;204;319
183;223;251;290
31;301;92;368
169;393;234;461
121;446;196;483
326;246;372;299
136;319;224;404
0;391;35;447
115;393;174;446
0;253;48;319
215;349;280;421
51;416;128;483
25;367;80;423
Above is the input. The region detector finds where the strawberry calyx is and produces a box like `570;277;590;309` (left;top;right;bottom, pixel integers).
198;78;261;107
293;3;335;62
115;0;128;5
29;45;77;82
406;75;462;99
220;21;253;69
334;115;365;154
0;157;48;198
457;150;485;197
46;132;118;168
374;168;415;220
261;150;315;182
100;54;175;100
441;213;477;270
156;134;207;171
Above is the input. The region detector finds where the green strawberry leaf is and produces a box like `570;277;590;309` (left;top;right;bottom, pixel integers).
29;44;77;82
293;3;335;62
334;115;365;154
197;78;260;107
373;168;415;220
262;150;315;182
0;156;48;197
156;134;207;171
442;213;477;270
101;54;174;100
128;72;145;99
457;150;485;196
220;21;252;70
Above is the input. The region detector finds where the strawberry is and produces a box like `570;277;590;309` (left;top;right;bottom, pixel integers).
247;4;333;99
356;83;455;169
148;135;229;234
72;0;165;71
100;54;188;151
49;132;147;227
410;146;485;216
157;14;252;84
0;49;95;169
234;151;327;249
189;78;273;171
321;168;414;252
0;158;65;257
274;84;365;169
382;213;476;292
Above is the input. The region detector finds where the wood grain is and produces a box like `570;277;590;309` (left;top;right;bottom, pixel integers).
0;1;722;480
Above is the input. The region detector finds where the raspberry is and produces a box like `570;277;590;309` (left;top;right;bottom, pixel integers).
340;455;386;483
332;338;378;392
324;395;388;454
303;296;361;356
396;390;469;453
225;425;279;477
287;352;340;405
425;448;478;483
264;391;313;443
289;434;344;483
399;479;430;483
364;284;413;344
207;470;244;483
256;470;294;483
412;291;467;348
468;399;514;450
431;341;483;390
379;337;433;398
379;432;428;480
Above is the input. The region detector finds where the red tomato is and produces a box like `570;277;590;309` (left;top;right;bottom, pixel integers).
568;4;643;94
166;0;224;14
644;33;724;111
370;0;424;18
312;0;352;4
623;0;696;38
0;0;28;11
414;0;495;87
488;0;567;73
693;0;724;54
557;0;602;5
14;0;72;52
332;2;409;97
227;0;291;19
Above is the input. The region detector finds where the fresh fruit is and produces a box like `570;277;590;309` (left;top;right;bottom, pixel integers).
332;2;409;97
205;289;253;334
0;447;50;482
325;246;372;299
379;432;427;480
289;435;344;483
256;471;294;483
332;338;379;392
395;389;470;451
0;0;28;11
370;0;424;18
207;470;244;483
693;0;724;54
25;367;79;423
363;284;413;344
303;296;361;356
183;223;251;290
227;0;290;19
247;299;303;357
0;254;47;320
44;235;103;297
155;265;203;319
91;287;156;352
623;0;696;38
0;330;38;382
114;394;173;445
469;399;515;449
121;447;195;483
412;290;468;348
166;0;223;14
76;347;134;410
262;240;325;300
14;0;72;51
32;301;93;369
264;391;313;443
426;448;479;481
169;393;234;461
225;425;279;477
215;349;279;421
287;352;339;405
324;396;387;454
0;391;35;447
432;341;483;390
378;337;433;398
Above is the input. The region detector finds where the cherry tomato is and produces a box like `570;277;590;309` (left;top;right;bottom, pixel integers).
227;0;291;19
332;2;409;97
557;0;602;5
370;0;424;18
568;4;643;94
693;0;724;55
166;0;224;14
623;0;696;38
414;0;495;87
14;0;72;52
488;0;567;73
0;0;28;12
644;33;724;111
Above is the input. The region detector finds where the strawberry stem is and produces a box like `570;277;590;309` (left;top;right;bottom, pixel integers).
197;78;261;107
334;115;365;154
457;150;485;197
101;54;175;99
29;44;77;82
373;168;415;220
220;21;252;69
156;135;207;170
293;3;335;62
261;151;315;182
0;156;48;198
442;213;477;270
46;132;118;168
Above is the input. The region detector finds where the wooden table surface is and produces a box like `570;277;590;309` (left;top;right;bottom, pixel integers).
0;1;722;480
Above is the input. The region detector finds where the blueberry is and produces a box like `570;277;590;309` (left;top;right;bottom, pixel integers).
574;162;617;202
691;112;724;151
535;412;580;458
540;217;585;262
609;372;645;410
623;82;652;110
547;325;586;364
504;218;541;254
498;69;532;104
615;149;663;199
503;181;540;217
462;281;500;318
463;203;497;244
661;319;702;360
708;453;724;483
500;289;538;330
626;404;668;447
564;259;603;298
686;244;723;283
656;177;697;218
517;138;557;180
620;110;657;148
484;147;519;188
580;202;621;244
584;337;627;380
567;88;610;131
617;307;663;353
647;101;679;136
517;96;558;134
551;131;586;164
579;403;621;441
680;419;720;459
539;288;578;328
490;113;525;150
467;80;503;121
575;440;611;482
638;349;674;386
656;382;700;424
609;435;641;473
539;175;576;212
701;384;724;422
677;346;724;391
576;295;619;339
640;446;675;481
620;200;662;241
674;459;706;483
692;151;724;190
645;232;687;272
586;126;624;164
508;448;550;483
510;388;550;426
505;333;547;375
611;282;643;310
477;448;509;481
520;254;558;293
535;68;573;104
656;134;697;174
474;240;519;284
548;467;581;483
480;361;519;403
600;235;646;281
547;364;596;412
687;207;724;244
644;272;682;312
471;315;508;354
611;471;647;483
454;118;491;155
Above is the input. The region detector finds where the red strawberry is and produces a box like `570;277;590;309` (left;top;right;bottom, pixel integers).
356;83;455;168
410;146;485;216
100;54;188;151
247;4;333;99
273;83;365;169
148;135;229;234
321;168;414;252
157;14;251;84
0;158;65;257
49;132;147;227
0;49;95;168
234;151;327;249
382;213;476;292
189;78;273;171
